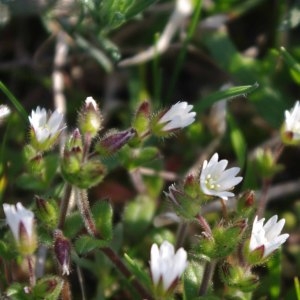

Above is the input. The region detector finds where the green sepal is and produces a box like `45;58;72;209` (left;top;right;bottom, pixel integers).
74;235;109;255
35;197;59;230
92;200;113;241
61;159;106;189
32;275;64;300
219;261;259;293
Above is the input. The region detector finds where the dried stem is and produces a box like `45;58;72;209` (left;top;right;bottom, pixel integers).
175;222;189;249
27;255;36;287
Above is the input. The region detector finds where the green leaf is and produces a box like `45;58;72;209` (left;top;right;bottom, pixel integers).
120;146;161;169
75;235;109;255
64;212;84;239
123;195;156;241
124;253;152;289
183;260;205;300
279;47;300;84
227;113;247;168
295;277;300;300
194;83;259;113
0;240;16;259
0;81;27;121
92;200;113;241
125;0;158;20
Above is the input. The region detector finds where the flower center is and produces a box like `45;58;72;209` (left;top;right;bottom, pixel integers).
204;174;220;191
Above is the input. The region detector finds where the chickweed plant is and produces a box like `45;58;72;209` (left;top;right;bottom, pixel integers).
0;0;298;299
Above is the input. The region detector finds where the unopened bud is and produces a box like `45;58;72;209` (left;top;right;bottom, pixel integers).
254;148;283;179
95;128;136;157
219;261;259;292
132;101;151;136
183;174;200;198
54;230;71;276
78;97;102;138
35;196;58;229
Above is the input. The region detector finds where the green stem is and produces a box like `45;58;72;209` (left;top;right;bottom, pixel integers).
199;259;217;296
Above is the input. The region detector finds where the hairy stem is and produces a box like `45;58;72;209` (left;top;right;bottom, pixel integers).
57;183;73;230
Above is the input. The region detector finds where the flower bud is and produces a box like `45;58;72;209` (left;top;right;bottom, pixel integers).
35;196;58;229
78;97;102;138
95;128;136;157
151;101;196;137
61;129;83;174
219;261;259;292
132;101;151;135
183;174;200;198
24;144;46;176
254;148;283;179
54;230;71;276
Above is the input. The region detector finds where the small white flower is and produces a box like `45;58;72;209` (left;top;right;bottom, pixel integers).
283;100;300;142
249;215;289;258
3;202;35;244
200;153;243;200
158;101;196;131
150;240;188;291
0;105;10;121
29;106;65;145
85;96;98;111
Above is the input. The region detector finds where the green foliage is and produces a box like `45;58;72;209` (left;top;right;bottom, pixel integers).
92;200;114;241
123;195;156;241
183;259;205;300
74;235;109;255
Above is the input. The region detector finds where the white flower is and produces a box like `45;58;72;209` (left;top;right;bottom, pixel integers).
0;105;11;121
3;202;37;254
150;240;188;291
29;106;65;148
249;215;289;258
200;153;243;200
283;100;300;142
158;101;196;131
